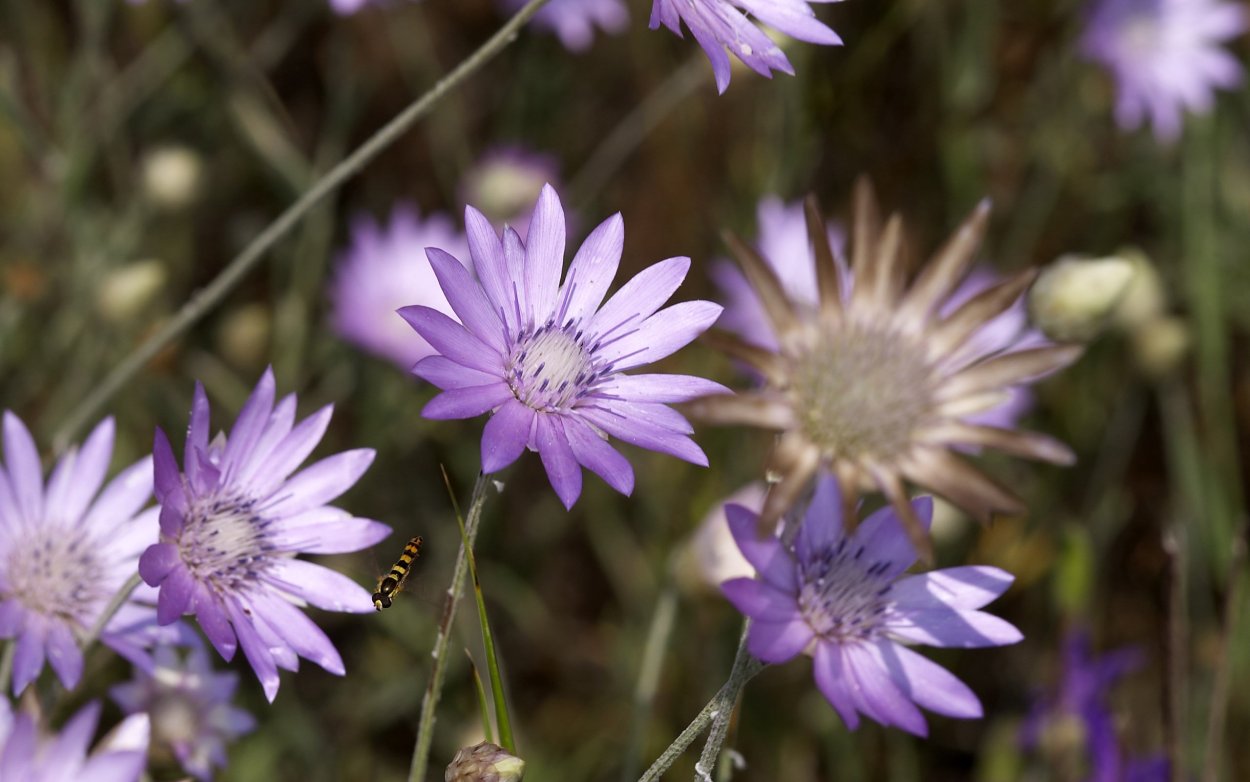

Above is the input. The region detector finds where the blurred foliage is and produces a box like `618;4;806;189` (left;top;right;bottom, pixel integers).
1;0;1249;780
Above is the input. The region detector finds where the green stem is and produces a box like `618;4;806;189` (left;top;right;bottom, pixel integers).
0;641;14;695
80;572;144;655
638;628;764;782
695;624;753;781
409;473;492;782
620;581;679;782
51;0;552;452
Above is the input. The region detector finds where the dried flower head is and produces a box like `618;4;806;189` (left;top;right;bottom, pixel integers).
691;181;1082;559
445;742;526;782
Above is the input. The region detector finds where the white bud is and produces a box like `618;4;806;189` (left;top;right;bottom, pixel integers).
1028;254;1136;342
96;260;166;322
1108;248;1167;330
141;145;203;209
1130;315;1190;377
216;303;271;368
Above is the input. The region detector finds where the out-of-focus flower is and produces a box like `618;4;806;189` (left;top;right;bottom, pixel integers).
446;741;526;782
404;184;727;509
691;183;1081;559
504;0;629;52
1080;0;1247;142
1021;629;1168;782
112;644;256;781
329;205;470;369
215;303;271;370
96;261;167;323
1028;254;1135;342
648;0;842;93
459;146;560;241
0;413;182;694
721;475;1021;735
141;145;203;210
0;700;149;782
677;482;766;593
713;196;1042;430
138;368;391;701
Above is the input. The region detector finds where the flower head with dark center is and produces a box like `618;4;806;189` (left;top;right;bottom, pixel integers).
404;184;728;508
722;475;1022;735
0;413;184;695
138;368;391;701
649;0;843;93
691;181;1082;559
1081;0;1247;142
0;700;149;782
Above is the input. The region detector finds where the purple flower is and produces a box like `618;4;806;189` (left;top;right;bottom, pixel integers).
112;644;256;781
721;474;1022;735
329;204;470;369
504;0;629;52
0;413;181;694
458;146;562;241
404;184;727;508
138;368;392;701
1021;629;1168;782
1080;0;1247;142
649;0;842;93
0;700;149;782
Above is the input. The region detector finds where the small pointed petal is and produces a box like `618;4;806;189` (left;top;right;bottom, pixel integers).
879;641;983;719
3;412;43;523
597;374;731;404
701;330;788;385
813;643;861;730
465;206;512;326
223;368;276;477
524;184;566;324
685;391;794;430
564;416;634;495
723;230;800;345
891;567;1015;611
903;448;1024;523
422;383;514;420
746;617;815;663
805;194;844;325
536;415;583;509
898;198;992;326
758;439;821;535
427;248;507;353
926;269;1037;360
588;256;691;345
939;344;1084;401
481;400;536;474
917;421;1076;465
398;306;502;376
598;301;723;371
848;176;881;295
559;213;624;324
853;213;904;313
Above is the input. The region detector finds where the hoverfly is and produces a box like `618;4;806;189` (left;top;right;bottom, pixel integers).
373;536;423;611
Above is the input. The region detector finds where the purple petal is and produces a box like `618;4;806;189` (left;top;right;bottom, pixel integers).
578;404;707;466
47;417;114;525
250;405;332;497
0;600;23;636
890;567;1015;611
423;383;514;420
80;455;154;534
138;543;181;587
11;622;46;694
812;642;862;730
158;504;185;538
588;399;693;434
598;301;723;370
234;393;297;484
742;0;842;44
413;355;501;390
588;257;691;345
594;373;731;403
152;428;187;515
195;591;238;661
723;503;796;591
844;642;928;736
269;509;392;554
796;474;847;563
3;412;44;523
746;616;814;663
524;184;567;323
398;305;503;376
223;368;277;478
465;206;513;328
481;400;536;474
267;449;374;517
158;566;195;624
879;642;982;719
558;213;623;324
264;559;375;613
502;227;528;325
187;382;210;462
427;247;507;353
854;496;933;576
536;415;582;509
721;577;801;621
886;607;1023;648
226;601;280;702
563;415;635;495
45;622;83;690
48;701;100;769
253;593;345;675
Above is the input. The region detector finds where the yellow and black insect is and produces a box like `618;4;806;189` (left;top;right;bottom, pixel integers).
373;536;423;611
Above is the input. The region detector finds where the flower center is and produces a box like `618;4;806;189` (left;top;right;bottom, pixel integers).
5;526;106;626
796;538;895;642
790;323;936;463
506;322;600;412
178;492;272;594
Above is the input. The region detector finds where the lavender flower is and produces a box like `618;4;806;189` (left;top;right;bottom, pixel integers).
0;700;149;782
404;184;727;508
329;204;470;369
0;413;180;694
1021;629;1168;782
458;146;561;241
649;0;842;93
504;0;629;52
138;368;391;701
721;475;1021;735
112;645;256;781
1080;0;1247;142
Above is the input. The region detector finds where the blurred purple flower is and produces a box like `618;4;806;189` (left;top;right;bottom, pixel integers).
0;700;149;782
138;368;392;701
1021;629;1168;782
0;413;182;695
329;204;470;369
403;184;728;508
504;0;629;51
1080;0;1247;142
712;196;1042;432
458;146;562;241
721;474;1022;735
649;0;842;93
112;644;256;781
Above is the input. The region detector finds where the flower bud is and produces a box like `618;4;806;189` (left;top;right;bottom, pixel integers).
96;260;166;322
1108;248;1166;329
445;742;526;782
1028;254;1136;342
1130;315;1190;377
141;145;203;210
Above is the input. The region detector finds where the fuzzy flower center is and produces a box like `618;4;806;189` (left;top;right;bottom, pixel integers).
178;492;272;593
6;526;106;624
791;323;936;462
506;322;601;411
796;537;895;642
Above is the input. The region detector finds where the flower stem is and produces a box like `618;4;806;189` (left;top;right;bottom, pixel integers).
0;641;14;695
620;581;679;782
695;624;753;781
51;0;552;452
80;572;144;654
409;472;491;782
638;625;764;782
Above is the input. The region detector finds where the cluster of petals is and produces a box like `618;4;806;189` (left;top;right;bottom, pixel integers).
721;475;1021;735
404;184;727;509
649;0;842;92
0;413;185;695
138;369;391;701
0;700;149;782
1080;0;1247;142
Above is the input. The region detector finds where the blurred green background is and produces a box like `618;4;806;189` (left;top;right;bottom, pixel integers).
1;0;1248;780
